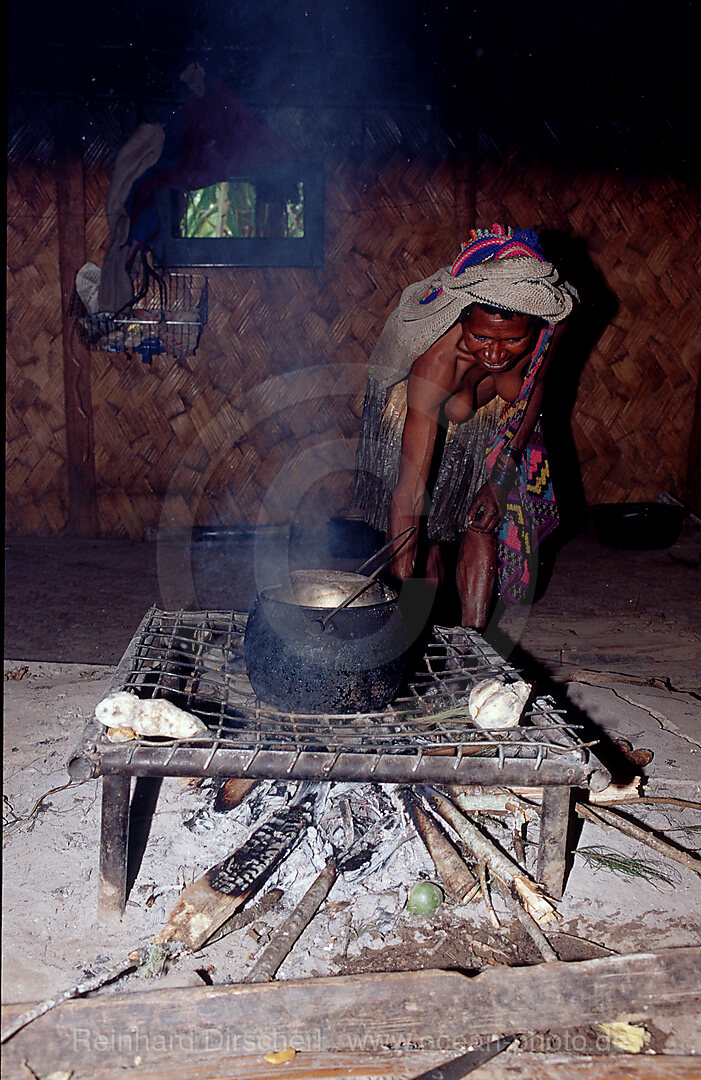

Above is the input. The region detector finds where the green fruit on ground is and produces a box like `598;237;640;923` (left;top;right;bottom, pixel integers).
406;880;444;915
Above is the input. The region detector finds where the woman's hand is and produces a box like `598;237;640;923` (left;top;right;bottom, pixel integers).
466;481;508;534
386;516;419;582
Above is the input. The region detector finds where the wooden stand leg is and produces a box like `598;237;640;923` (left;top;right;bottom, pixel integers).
536;786;571;901
98;773;131;922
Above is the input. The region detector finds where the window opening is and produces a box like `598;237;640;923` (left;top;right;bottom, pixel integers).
179;179;305;240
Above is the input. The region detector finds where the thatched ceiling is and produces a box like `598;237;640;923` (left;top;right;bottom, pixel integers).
8;0;699;174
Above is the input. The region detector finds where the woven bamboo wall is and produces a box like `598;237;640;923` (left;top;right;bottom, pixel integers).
474;155;701;510
6;113;700;538
6;161;69;534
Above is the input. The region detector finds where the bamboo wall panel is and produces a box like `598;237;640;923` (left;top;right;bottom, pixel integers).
6;162;69;535
6;112;700;538
84;150;458;537
475;157;700;506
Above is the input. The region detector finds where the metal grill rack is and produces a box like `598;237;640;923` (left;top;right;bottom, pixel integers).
69;607;608;790
67;608;611;917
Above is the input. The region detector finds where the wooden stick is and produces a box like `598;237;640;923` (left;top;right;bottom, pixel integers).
193;887;283;950
401;790;478;902
489;877;559;962
512;816;527;866
575;802;701;876
4;949;700;1073
451;790;537;819
426;790;559;925
536;785;571;902
12;1051;701;1080
594;795;701;811
590;780;643;805
2;888;286;1042
244;809;400;984
0;946;156;1044
447;783;654;808
214;778;259;812
245;861;338;983
478;862;500;928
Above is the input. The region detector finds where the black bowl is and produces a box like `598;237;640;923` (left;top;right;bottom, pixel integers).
591;502;684;550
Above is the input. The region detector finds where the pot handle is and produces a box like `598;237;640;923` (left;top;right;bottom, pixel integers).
311;527;416;635
354;526;417;578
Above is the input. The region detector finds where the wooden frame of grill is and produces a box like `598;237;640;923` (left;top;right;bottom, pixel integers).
67;607;611;918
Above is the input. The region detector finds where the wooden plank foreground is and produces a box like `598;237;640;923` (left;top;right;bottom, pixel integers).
2;948;699;1078
5;1051;700;1080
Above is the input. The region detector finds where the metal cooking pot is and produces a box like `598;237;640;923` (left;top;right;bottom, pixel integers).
274;569;393;612
244;534;413;714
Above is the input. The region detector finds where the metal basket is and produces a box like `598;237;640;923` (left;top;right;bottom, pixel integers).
70;271;208;361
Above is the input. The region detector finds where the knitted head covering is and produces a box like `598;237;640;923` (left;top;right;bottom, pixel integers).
451;223;545;275
368;223;578;387
419;224;549;306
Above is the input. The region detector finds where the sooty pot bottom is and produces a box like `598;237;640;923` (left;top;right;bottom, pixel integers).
243;595;408;714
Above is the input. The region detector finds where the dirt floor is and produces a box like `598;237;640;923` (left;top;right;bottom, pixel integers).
3;516;701;1068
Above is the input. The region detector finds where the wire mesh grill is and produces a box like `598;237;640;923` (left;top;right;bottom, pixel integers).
68;608;608;786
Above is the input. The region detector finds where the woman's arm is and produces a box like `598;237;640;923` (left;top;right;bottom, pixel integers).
388;349;455;580
509;352;550;454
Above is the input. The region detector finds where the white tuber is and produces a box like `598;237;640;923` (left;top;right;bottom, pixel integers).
95;692;208;739
95;691;139;728
468;678;531;729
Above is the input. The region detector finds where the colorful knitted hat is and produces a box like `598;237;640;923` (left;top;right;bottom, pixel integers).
451;223;545;276
419;225;548;306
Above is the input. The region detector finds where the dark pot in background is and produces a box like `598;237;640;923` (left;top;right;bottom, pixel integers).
591;502;685;550
244;570;408;714
327;514;384;561
189;524;289;609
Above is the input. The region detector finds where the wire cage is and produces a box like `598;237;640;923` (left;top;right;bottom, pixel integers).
70;268;208;361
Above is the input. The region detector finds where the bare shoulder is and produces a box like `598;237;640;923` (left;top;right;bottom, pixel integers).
409;324;463;388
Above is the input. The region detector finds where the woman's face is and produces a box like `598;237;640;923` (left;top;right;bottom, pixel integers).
459;308;535;373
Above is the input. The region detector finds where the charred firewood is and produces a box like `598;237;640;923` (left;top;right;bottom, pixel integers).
155;783;320;950
244;861;338;983
423;788;559;927
213;778;259;812
243;813;384;982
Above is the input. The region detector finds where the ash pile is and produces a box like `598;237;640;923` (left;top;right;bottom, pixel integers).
133;774;557;987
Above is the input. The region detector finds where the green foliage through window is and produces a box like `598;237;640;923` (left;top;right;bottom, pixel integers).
179;180;305;240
